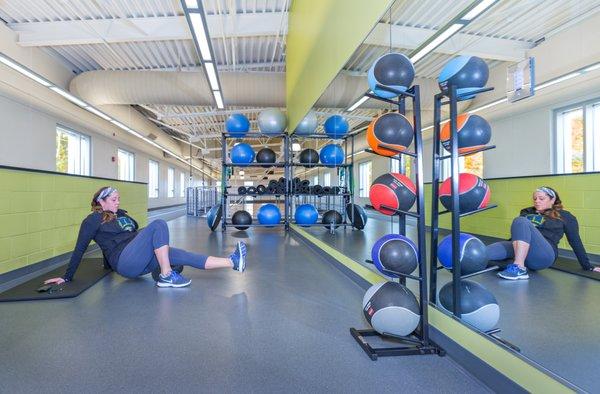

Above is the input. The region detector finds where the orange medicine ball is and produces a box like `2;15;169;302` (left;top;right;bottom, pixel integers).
367;112;414;157
440;113;491;154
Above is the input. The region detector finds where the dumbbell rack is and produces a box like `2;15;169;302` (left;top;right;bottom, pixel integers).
350;84;443;360
287;133;357;233
221;132;290;231
429;85;517;349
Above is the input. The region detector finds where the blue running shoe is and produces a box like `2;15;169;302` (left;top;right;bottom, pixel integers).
156;270;192;287
230;241;247;272
497;263;529;280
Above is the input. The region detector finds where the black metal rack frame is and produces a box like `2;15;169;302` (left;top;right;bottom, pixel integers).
428;85;512;343
221;132;290;231
349;83;443;360
287;130;356;230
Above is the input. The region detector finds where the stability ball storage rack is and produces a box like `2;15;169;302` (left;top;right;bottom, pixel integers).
221;132;291;231
350;83;444;360
287;131;357;233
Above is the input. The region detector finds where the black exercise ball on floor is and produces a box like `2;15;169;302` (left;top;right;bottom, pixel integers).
256;147;276;163
345;203;367;230
363;281;420;336
438;280;499;332
322;210;343;230
299;148;319;167
207;204;222;231
232;210;252;230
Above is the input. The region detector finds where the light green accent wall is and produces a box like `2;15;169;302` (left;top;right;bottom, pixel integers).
0;167;147;275
291;224;573;392
285;0;392;131
425;172;600;254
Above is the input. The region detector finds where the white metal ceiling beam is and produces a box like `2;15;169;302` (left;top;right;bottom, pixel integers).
364;22;531;62
11;13;288;47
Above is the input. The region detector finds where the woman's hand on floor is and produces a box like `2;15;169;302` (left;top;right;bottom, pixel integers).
44;277;66;285
592;266;600;273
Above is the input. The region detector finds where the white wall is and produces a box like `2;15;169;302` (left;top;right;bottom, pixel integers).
0;92;198;209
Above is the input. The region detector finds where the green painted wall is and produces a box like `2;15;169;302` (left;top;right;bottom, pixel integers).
0;167;147;275
285;0;392;131
425;172;600;254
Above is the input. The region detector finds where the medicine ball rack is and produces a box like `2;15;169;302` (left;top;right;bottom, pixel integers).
428;85;520;352
350;83;443;360
221;132;291;231
287;132;357;233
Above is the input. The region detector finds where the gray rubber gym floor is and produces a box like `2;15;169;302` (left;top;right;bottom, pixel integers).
0;210;489;393
303;212;600;392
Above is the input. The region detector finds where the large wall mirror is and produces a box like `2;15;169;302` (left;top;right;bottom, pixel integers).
292;0;600;391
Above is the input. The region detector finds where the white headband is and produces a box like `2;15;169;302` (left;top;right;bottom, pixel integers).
96;187;117;202
536;186;556;199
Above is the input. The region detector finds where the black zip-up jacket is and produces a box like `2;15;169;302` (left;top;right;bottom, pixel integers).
63;209;139;281
520;207;591;270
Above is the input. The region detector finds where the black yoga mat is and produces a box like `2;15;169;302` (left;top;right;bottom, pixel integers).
550;258;600;281
0;258;112;302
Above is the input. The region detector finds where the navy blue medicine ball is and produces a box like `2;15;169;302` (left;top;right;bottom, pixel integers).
368;53;415;98
438;56;489;99
207;204;222;231
438;233;488;275
371;234;418;278
438;280;499;332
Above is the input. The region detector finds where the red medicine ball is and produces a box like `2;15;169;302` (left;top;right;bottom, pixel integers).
369;173;416;215
439;173;490;213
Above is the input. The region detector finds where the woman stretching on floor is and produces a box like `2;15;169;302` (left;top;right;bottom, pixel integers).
489;186;599;280
44;186;247;288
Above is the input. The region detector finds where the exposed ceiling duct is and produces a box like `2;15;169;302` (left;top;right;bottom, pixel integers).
69;70;471;114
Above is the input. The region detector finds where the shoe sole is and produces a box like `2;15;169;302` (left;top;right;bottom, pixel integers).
497;273;529;280
236;242;246;272
156;280;192;288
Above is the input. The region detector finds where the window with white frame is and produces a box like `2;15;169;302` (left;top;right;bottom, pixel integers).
168;167;175;198
312;175;319;186
180;172;186;197
390;156;414;178
556;100;600;173
323;172;331;187
117;149;135;181
56;126;90;176
358;161;372;198
149;160;159;198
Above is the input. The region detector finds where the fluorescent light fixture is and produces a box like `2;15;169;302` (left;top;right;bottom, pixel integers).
292;143;302;152
239;170;245;176
583;62;600;72
190;13;212;61
213;90;224;109
50;86;88;107
205;62;219;90
185;0;199;8
84;106;112;121
462;0;498;21
411;23;464;63
347;95;370;112
0;54;53;87
537;72;581;90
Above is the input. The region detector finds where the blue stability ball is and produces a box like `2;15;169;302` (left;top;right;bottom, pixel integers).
438;233;488;275
319;144;344;167
257;204;281;227
258;108;287;135
324;115;349;138
438;56;489;99
371;234;418;278
295;204;318;226
225;113;250;137
438;280;499;332
294;111;318;135
368;53;415;99
207;204;222;232
230;143;255;165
